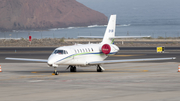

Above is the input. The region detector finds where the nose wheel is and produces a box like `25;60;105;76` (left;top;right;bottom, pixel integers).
53;67;59;75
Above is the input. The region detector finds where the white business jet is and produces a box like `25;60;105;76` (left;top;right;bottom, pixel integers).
6;15;175;75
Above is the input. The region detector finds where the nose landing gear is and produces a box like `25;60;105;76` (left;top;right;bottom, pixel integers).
52;64;59;75
53;67;59;75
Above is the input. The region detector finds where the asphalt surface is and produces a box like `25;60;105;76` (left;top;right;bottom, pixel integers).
0;47;180;101
0;47;179;63
0;62;180;101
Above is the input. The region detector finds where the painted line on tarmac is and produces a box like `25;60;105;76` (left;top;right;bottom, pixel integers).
31;71;68;76
53;69;149;75
110;54;145;57
0;75;56;81
31;72;37;73
30;62;176;75
28;80;44;83
106;68;149;72
117;63;170;69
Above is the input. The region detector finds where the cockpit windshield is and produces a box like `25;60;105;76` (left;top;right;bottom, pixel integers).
53;50;68;54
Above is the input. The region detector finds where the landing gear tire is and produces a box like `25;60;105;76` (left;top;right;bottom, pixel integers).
97;65;103;72
55;71;59;75
53;67;59;75
70;66;76;72
53;71;59;75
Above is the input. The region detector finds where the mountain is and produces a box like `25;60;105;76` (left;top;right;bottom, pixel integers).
0;0;108;31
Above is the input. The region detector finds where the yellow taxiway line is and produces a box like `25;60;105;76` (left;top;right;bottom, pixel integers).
110;54;145;57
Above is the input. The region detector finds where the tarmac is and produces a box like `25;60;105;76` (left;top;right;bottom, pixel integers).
0;47;180;101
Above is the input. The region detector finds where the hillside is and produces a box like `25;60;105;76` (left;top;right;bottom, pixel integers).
0;0;108;31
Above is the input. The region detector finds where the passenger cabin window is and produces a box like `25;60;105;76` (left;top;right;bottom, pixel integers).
77;49;79;53
91;48;93;51
54;50;68;54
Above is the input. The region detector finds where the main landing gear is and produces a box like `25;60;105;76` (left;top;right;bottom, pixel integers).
67;65;77;72
70;66;76;72
67;65;104;72
51;65;77;75
97;65;105;72
52;65;104;75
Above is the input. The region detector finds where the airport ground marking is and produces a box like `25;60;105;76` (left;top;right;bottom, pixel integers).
0;75;56;81
28;80;44;83
110;54;145;57
27;62;178;76
30;68;149;76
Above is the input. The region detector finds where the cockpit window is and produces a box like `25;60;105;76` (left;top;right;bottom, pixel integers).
53;50;68;54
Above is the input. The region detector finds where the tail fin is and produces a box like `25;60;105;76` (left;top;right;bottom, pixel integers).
102;15;116;44
78;15;150;42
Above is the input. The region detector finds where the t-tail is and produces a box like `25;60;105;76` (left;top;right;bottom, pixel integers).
78;15;150;41
101;15;116;44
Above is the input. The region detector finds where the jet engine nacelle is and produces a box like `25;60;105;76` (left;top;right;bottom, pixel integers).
101;44;111;54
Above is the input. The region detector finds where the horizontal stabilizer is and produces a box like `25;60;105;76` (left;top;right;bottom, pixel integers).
109;36;151;39
78;35;150;39
88;57;176;65
6;57;48;62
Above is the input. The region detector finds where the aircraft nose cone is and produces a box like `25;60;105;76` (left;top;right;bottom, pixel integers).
48;57;53;64
47;55;56;66
47;61;53;66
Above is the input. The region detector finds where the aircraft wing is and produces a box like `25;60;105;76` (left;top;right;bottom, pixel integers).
88;57;176;65
5;57;48;63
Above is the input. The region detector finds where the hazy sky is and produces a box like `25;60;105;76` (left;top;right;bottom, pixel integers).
77;0;180;25
77;0;180;17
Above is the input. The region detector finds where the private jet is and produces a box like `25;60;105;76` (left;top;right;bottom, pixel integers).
6;15;176;75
